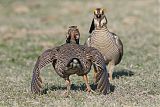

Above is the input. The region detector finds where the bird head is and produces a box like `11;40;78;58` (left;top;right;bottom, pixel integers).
66;26;80;44
94;8;105;19
89;8;108;33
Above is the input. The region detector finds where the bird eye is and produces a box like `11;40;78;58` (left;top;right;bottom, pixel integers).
94;10;97;15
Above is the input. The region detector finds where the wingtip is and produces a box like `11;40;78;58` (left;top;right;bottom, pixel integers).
96;70;110;95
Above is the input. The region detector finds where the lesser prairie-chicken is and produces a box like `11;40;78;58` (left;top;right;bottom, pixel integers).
31;26;110;96
85;8;123;80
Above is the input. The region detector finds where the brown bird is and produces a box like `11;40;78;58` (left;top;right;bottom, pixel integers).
31;26;110;96
85;8;123;80
66;26;80;44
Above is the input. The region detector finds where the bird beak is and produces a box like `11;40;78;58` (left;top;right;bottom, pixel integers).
96;14;101;18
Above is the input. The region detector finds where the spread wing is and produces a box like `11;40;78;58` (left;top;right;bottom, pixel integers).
31;47;59;94
86;47;110;95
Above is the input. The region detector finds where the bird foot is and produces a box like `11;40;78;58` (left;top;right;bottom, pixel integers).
63;91;70;98
85;88;96;94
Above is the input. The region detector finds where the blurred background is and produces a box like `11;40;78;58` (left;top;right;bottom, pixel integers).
0;0;159;107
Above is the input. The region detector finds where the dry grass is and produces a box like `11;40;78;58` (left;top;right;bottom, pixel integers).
0;0;159;107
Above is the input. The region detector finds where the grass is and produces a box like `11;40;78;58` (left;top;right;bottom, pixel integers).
0;0;159;107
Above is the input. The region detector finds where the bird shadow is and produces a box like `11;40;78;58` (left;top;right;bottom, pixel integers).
41;69;133;94
112;69;134;79
42;83;115;94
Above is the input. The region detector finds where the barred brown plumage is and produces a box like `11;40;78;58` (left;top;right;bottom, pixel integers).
31;26;110;96
85;8;123;80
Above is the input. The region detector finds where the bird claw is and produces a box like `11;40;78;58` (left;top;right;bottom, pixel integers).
63;91;71;98
63;91;70;98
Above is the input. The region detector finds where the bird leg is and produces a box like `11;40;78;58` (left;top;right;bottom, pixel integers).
64;78;71;97
108;62;115;81
93;64;98;83
83;75;95;93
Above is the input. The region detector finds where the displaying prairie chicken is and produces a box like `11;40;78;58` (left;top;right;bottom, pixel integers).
31;26;110;96
85;8;123;80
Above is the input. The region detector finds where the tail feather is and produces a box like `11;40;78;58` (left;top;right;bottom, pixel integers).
67;58;81;69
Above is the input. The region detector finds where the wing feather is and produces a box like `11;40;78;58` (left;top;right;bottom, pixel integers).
31;47;58;94
117;38;123;63
86;47;110;95
111;33;123;64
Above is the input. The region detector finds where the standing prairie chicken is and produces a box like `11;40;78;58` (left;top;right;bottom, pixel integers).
85;8;123;80
31;26;110;96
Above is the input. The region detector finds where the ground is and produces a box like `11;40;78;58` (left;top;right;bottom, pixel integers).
0;0;159;107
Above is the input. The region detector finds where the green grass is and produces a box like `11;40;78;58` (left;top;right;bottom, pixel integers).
0;0;159;107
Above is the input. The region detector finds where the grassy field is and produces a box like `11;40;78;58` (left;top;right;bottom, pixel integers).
0;0;159;107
